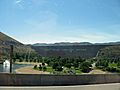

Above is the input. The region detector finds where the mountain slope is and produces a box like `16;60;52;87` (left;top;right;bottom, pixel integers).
98;45;120;59
31;45;111;58
0;32;23;45
0;32;36;60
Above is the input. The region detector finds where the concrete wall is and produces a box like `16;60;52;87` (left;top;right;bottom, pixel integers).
0;73;119;86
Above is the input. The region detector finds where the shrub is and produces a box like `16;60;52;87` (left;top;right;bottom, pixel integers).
39;64;42;71
43;66;47;71
33;65;37;69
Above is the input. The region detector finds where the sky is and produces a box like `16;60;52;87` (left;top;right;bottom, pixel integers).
0;0;120;44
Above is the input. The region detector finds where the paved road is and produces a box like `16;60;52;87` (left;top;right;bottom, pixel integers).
0;83;120;90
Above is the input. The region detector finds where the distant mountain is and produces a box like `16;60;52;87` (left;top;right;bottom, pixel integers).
32;42;93;46
31;41;120;58
32;41;120;46
0;32;36;61
94;42;120;45
33;43;50;46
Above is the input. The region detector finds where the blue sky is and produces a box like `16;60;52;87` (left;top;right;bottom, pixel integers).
0;0;120;44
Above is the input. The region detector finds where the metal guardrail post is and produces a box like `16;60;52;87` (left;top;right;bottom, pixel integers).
10;45;13;73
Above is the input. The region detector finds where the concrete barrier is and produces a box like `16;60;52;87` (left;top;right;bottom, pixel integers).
0;73;119;86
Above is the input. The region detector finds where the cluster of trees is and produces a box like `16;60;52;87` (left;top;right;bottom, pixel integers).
41;56;92;73
13;53;42;63
13;52;93;74
96;46;120;73
95;58;120;73
34;63;47;71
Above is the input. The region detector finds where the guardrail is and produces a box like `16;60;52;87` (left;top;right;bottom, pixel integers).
0;73;119;86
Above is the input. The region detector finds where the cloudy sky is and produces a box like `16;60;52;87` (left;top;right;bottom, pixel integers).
0;0;120;44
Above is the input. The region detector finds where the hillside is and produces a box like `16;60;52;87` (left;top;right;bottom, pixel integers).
32;42;120;58
31;45;112;58
98;45;120;59
0;32;23;45
0;32;36;61
96;46;120;73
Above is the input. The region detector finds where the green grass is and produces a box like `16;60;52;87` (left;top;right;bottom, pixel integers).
66;67;82;74
46;66;53;72
33;66;53;72
109;63;117;68
33;67;39;70
75;69;82;74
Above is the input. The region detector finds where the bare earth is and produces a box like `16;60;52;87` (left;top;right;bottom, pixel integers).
15;62;49;74
89;69;107;74
15;66;50;74
15;62;41;65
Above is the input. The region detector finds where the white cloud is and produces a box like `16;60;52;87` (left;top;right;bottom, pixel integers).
15;0;22;4
15;0;24;9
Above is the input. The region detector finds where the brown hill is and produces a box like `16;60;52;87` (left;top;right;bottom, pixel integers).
0;32;36;61
31;45;112;58
98;45;120;59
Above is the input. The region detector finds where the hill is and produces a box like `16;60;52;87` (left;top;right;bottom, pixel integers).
31;42;120;58
98;45;120;59
0;32;36;61
31;45;112;58
96;46;120;73
0;32;23;45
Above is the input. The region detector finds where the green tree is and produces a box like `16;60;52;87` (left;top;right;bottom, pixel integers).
42;62;45;66
52;62;59;70
39;64;42;71
43;66;47;71
65;63;72;69
80;61;92;73
34;65;37;69
56;66;63;71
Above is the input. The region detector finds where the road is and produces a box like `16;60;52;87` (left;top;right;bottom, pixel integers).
0;83;120;90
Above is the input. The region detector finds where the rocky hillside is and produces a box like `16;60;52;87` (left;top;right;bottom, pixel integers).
98;45;120;59
95;45;120;73
0;32;36;61
31;45;112;58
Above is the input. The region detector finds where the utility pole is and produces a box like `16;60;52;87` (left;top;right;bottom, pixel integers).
10;45;13;73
